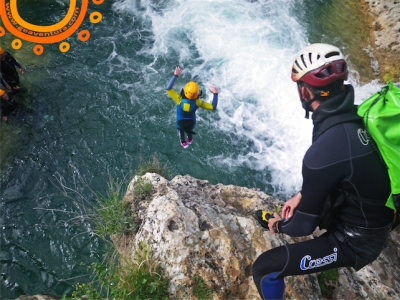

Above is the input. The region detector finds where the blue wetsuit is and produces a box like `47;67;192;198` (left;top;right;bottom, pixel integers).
165;75;218;143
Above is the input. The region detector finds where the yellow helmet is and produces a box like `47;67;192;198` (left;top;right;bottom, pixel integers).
0;47;4;55
0;89;5;96
183;81;199;100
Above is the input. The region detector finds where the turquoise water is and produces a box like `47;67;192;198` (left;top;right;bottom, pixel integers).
0;0;385;298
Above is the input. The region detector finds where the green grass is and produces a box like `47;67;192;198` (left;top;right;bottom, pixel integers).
317;268;339;299
59;154;174;299
63;242;169;300
135;153;173;180
133;177;153;201
93;179;135;236
193;276;213;300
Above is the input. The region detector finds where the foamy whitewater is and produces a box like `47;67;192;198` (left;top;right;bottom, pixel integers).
112;0;385;196
112;0;309;197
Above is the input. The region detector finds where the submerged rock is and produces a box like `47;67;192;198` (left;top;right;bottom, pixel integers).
120;173;400;299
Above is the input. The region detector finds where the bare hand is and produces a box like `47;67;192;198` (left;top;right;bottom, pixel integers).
174;66;181;76
268;212;282;234
281;192;302;220
209;85;218;94
20;68;25;75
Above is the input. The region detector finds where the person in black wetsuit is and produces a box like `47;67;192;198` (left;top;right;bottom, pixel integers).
0;47;25;91
1;77;11;90
0;89;19;121
252;43;395;300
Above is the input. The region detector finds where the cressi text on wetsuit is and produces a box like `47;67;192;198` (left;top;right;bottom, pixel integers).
252;85;394;299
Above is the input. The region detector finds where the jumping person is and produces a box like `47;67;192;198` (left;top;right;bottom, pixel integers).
165;66;219;148
252;43;394;299
0;47;25;91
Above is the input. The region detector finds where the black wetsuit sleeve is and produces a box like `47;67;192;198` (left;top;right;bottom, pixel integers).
1;77;7;88
279;125;350;236
279;121;392;235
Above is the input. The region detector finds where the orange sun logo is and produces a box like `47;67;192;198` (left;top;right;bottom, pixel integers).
0;0;104;55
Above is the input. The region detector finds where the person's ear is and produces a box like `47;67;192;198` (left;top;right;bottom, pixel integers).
301;86;313;102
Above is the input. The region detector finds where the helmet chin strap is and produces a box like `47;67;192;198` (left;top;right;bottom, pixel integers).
301;97;319;119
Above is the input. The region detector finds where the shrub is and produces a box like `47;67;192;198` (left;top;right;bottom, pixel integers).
64;242;169;300
93;179;135;236
133;177;153;201
135;153;173;180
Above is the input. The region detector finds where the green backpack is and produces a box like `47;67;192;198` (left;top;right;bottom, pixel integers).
357;82;400;216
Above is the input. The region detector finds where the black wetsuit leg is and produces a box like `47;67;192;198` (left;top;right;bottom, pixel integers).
177;120;195;142
252;231;356;299
1;99;18;118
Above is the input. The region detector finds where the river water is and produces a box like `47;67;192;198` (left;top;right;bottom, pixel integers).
0;0;387;298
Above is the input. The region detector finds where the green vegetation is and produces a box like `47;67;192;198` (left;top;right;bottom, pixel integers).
193;276;213;300
383;67;400;83
93;179;134;236
63;243;169;300
61;154;173;299
133;177;153;201
135;153;173;180
272;203;283;215
317;268;339;299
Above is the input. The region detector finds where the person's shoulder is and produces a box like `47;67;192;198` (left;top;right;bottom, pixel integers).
305;125;351;167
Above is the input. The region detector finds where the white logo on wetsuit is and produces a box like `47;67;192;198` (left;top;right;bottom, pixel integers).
358;128;370;145
300;248;337;270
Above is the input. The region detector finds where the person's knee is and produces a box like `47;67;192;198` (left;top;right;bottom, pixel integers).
252;255;264;278
252;247;288;279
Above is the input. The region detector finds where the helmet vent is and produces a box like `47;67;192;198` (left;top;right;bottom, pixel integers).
325;51;340;58
315;67;332;78
300;54;307;67
295;60;302;70
342;62;347;72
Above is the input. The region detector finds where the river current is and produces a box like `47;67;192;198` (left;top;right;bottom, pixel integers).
0;0;386;298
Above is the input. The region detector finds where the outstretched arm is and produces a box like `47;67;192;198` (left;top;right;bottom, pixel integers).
9;54;24;74
165;66;181;90
196;85;219;110
210;85;218;110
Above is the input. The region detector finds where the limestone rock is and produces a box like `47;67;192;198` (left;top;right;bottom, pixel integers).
121;173;400;299
362;0;400;79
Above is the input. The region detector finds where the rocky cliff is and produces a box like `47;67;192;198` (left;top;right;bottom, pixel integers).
116;173;400;300
361;0;400;81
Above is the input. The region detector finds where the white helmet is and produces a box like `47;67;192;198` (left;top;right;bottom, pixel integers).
291;43;348;87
